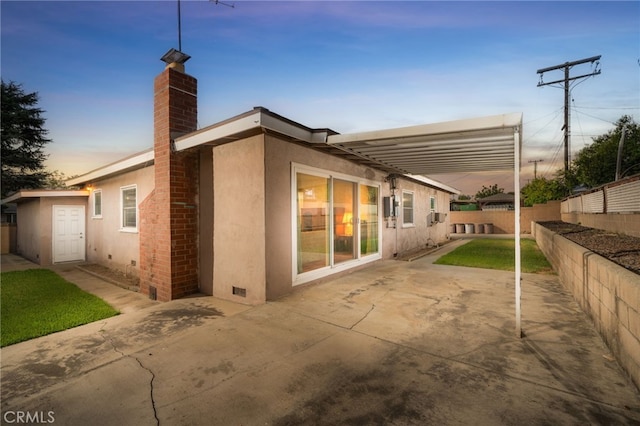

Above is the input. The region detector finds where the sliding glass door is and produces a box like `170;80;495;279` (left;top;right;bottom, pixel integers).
294;166;381;283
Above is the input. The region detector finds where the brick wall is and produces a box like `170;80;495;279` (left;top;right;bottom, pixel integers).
139;66;199;301
533;222;640;390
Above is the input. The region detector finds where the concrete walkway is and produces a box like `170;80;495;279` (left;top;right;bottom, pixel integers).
1;246;639;425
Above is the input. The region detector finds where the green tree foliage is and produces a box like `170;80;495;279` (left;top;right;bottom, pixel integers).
1;81;52;198
520;116;639;205
521;177;566;207
475;184;504;199
572;115;639;188
43;170;78;189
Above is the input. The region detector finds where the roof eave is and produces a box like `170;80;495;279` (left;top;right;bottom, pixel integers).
2;190;90;204
66;150;154;186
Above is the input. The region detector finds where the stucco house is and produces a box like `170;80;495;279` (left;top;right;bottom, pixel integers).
4;53;523;306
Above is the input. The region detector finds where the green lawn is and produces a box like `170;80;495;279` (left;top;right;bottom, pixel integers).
434;238;553;274
1;269;119;347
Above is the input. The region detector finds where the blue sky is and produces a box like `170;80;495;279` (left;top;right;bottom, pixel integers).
2;1;638;194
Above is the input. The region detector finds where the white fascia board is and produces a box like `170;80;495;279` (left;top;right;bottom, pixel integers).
174;110;263;151
404;174;460;195
175;109;329;151
66;150;154;186
327;113;523;145
2;190;89;204
260;113;329;143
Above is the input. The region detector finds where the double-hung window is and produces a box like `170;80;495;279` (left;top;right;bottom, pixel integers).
402;190;414;227
121;185;137;231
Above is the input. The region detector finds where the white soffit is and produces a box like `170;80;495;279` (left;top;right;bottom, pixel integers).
327;113;523;175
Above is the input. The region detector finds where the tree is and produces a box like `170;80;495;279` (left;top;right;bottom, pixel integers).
1;80;52;199
572;115;640;188
43;170;80;190
521;177;566;207
475;184;504;199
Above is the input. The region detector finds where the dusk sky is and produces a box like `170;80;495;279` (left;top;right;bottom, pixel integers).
2;1;638;195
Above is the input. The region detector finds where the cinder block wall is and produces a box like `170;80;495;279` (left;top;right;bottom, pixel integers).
450;201;561;234
562;212;640;238
533;222;640;390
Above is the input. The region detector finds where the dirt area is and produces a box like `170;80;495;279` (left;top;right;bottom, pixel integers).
539;221;640;275
76;263;140;291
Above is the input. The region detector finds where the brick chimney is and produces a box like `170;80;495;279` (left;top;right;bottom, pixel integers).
139;51;199;301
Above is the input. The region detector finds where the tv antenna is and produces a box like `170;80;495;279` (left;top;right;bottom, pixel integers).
176;0;234;52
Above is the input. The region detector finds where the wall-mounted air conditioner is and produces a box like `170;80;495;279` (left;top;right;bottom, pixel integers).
433;212;442;223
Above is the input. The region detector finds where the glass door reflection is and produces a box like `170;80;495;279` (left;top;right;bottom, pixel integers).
333;179;356;264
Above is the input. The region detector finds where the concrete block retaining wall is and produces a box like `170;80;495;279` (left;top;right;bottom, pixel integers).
533;222;640;390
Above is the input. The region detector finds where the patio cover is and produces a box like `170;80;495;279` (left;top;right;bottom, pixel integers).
327;112;524;337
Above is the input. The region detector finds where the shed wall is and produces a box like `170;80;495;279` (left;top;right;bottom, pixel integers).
16;199;41;264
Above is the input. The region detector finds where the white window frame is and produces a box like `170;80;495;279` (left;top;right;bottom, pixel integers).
291;163;382;286
402;190;414;227
120;185;138;232
92;189;103;218
430;195;437;212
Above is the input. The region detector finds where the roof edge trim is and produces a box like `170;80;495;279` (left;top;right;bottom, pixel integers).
66;150;154;186
2;190;90;204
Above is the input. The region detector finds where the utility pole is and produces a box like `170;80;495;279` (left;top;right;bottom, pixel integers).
528;159;544;179
537;55;601;172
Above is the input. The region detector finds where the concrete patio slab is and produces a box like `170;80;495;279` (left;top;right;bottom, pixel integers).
1;245;639;425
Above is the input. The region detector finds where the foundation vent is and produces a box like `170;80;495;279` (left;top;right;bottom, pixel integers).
232;286;247;297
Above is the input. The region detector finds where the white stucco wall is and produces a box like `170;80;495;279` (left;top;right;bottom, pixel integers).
212;135;267;305
15;199;41;264
386;178;451;256
84;166;154;277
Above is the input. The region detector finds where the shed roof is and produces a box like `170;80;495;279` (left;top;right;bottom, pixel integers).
1;189;89;204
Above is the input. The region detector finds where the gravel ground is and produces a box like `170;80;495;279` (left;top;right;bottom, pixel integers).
539;221;640;275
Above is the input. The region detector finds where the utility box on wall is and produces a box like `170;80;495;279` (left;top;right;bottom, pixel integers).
383;196;393;218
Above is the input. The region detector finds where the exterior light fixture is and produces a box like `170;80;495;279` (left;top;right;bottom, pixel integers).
160;48;191;65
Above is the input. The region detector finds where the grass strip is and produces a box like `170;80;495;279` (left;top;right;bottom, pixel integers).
434;238;553;274
1;269;119;347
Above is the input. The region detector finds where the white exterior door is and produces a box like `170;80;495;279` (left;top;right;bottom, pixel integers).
52;205;86;263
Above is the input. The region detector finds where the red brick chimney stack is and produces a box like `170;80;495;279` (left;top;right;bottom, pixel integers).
139;54;200;301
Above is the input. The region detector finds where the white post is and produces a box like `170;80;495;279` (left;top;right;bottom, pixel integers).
514;129;522;338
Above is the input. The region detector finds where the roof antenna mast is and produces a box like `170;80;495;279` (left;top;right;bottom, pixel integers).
178;0;182;52
176;0;234;53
